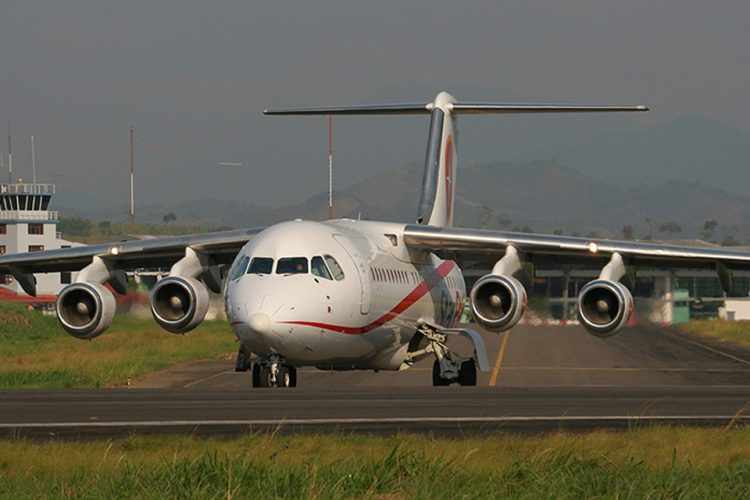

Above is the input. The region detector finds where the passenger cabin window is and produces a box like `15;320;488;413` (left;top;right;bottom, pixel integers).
324;255;345;281
311;256;332;280
247;257;274;274
28;223;44;235
229;255;250;281
276;257;308;275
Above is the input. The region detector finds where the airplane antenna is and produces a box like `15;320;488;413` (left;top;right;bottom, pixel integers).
31;135;37;184
129;126;135;225
327;114;334;219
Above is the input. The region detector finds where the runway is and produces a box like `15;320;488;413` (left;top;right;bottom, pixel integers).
4;323;750;438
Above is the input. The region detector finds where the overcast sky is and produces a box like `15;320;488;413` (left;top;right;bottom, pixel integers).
1;1;749;213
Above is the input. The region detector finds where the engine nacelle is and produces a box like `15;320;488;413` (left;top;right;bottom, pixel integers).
56;282;116;340
577;279;633;337
150;276;209;334
469;274;527;331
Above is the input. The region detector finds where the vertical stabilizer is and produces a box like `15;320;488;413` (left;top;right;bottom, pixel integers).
416;92;457;227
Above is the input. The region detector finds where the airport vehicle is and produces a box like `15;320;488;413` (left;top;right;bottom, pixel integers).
4;91;750;388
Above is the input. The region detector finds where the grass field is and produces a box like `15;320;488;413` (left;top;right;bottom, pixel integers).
0;302;236;389
677;319;750;350
2;428;750;498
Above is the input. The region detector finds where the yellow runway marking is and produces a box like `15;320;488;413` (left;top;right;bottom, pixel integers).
489;331;512;386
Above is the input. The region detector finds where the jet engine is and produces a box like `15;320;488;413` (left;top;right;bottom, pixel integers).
469;274;527;331
56;282;116;340
577;279;633;337
150;276;209;334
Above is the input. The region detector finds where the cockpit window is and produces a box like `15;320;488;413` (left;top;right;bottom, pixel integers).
247;257;274;275
311;256;332;280
228;255;250;281
324;255;345;281
276;257;308;275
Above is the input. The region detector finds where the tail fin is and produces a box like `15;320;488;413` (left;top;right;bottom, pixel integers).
264;93;647;227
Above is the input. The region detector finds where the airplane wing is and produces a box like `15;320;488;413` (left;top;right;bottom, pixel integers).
0;228;262;295
403;224;750;278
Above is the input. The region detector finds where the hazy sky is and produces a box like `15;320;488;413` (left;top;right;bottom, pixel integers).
1;1;749;213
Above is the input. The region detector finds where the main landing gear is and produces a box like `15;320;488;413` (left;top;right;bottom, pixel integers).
235;349;297;388
411;322;489;387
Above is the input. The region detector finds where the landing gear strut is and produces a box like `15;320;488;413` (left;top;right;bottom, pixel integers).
252;354;297;388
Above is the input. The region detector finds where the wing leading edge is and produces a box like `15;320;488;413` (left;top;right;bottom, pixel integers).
0;227;262;295
403;224;750;271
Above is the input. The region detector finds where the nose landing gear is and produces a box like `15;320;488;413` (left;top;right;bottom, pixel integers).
251;353;297;388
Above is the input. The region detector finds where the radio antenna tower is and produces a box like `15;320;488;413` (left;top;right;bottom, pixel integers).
327;115;334;219
31;135;37;184
129;126;135;224
7;123;13;183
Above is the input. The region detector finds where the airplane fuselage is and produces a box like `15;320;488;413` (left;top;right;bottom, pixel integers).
225;219;465;370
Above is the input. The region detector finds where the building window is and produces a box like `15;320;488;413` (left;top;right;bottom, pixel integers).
28;223;44;235
28;245;44;252
0;224;6;235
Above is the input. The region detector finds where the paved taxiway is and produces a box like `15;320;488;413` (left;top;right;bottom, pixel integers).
4;323;750;437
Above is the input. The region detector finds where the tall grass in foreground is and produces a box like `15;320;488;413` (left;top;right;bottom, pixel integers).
2;428;750;498
0;302;235;389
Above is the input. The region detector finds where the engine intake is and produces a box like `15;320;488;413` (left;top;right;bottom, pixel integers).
150;276;209;334
470;274;527;331
577;279;633;337
56;282;116;340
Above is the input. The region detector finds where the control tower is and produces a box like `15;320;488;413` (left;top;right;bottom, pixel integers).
0;183;79;297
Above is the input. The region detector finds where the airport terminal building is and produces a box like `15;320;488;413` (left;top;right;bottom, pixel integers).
0;183;79;298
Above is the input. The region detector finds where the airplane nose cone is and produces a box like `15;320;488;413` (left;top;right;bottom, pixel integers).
247;313;272;336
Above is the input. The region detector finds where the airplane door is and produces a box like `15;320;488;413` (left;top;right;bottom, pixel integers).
333;234;371;315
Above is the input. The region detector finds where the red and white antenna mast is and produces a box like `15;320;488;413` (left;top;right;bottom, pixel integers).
327;115;334;219
129;126;135;224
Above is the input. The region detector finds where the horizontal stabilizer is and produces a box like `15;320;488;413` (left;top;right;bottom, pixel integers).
263;103;430;115
451;103;648;113
264;101;648;116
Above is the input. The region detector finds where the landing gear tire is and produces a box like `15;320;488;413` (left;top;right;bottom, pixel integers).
458;359;477;386
251;362;297;388
235;349;252;372
432;360;452;386
251;362;262;387
286;365;297;387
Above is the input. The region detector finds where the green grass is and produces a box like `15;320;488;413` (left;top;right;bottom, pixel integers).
0;302;236;389
2;428;750;498
677;319;750;350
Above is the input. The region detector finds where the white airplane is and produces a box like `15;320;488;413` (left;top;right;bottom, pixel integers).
4;91;750;388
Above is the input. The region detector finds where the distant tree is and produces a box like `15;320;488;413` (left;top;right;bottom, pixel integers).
553;229;564;236
658;221;682;235
496;214;512;228
621;225;635;240
702;219;719;241
162;212;177;224
478;206;493;228
97;220;111;235
512;225;534;233
58;217;93;237
644;217;654;240
722;235;741;246
587;231;601;239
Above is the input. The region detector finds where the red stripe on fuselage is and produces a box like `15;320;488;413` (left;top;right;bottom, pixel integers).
281;260;456;335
